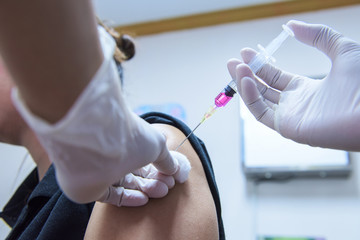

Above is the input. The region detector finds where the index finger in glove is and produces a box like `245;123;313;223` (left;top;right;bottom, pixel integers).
229;60;281;104
153;150;191;184
227;58;243;80
170;151;191;183
152;145;179;175
240;48;295;91
236;69;276;130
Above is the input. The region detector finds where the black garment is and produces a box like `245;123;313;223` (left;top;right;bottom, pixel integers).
0;166;94;240
0;112;225;240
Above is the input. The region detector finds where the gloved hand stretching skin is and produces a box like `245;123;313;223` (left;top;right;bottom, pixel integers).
99;157;190;207
12;26;191;204
98;164;176;207
228;20;360;151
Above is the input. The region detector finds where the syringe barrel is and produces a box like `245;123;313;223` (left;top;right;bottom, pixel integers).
248;25;293;74
266;29;290;56
214;80;237;107
248;52;268;74
214;24;293;109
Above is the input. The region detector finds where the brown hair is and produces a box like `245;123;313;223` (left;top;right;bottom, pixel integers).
96;17;135;62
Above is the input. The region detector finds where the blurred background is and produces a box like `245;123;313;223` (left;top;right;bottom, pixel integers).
2;1;360;239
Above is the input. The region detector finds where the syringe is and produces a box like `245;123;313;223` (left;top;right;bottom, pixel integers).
213;24;294;110
176;24;294;150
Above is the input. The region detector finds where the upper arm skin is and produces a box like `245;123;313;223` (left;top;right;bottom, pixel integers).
84;123;219;240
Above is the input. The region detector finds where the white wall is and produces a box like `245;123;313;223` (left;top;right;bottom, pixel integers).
120;5;360;240
1;5;360;240
0;144;35;238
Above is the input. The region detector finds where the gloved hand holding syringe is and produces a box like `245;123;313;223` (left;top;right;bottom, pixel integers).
176;24;294;150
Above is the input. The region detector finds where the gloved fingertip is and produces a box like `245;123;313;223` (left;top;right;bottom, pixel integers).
137;164;176;188
122;189;149;207
171;151;191;183
286;20;309;35
227;58;242;69
236;63;253;76
98;186;150;207
153;151;179;175
149;182;169;198
162;175;176;189
286;19;306;27
240;76;261;104
240;48;258;63
241;77;256;92
235;64;255;91
137;177;170;198
241;76;256;85
227;58;242;80
149;171;175;188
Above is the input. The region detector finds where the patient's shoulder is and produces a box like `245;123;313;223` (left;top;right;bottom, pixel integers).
84;123;219;240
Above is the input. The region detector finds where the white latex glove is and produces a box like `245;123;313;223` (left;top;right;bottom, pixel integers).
98;164;175;207
228;20;360;151
12;26;191;204
98;155;191;207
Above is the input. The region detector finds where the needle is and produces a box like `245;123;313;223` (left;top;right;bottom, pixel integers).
175;105;218;151
175;121;203;151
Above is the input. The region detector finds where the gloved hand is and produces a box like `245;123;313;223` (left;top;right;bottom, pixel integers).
228;20;360;151
11;26;191;204
98;164;175;207
98;151;191;207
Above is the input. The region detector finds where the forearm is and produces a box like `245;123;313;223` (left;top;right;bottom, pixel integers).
0;0;103;123
11;29;173;203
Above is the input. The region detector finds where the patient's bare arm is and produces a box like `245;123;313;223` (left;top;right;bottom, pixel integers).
84;123;219;240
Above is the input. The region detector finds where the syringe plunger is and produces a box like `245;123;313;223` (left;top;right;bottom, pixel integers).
248;24;294;74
